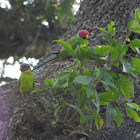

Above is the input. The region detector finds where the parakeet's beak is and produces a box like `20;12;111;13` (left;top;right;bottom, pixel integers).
20;66;22;71
85;35;88;39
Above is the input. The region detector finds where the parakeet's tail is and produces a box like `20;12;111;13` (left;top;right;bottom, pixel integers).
33;56;57;70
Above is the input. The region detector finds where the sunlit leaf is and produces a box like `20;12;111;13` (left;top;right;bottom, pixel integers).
125;105;140;122
54;40;74;57
130;39;140;48
119;74;134;99
44;78;51;87
127;103;140;111
83;68;93;76
69;66;78;72
132;57;140;73
127;20;140;34
135;8;140;21
110;47;119;62
99;92;118;105
50;79;54;87
94;45;111;56
99;28;110;34
108;21;115;35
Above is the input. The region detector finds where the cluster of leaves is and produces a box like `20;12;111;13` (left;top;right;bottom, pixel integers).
0;0;78;60
32;9;140;130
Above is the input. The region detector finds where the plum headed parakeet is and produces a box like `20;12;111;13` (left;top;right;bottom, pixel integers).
19;63;34;93
33;30;89;70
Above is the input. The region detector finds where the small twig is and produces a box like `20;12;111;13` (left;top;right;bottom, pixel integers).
123;31;132;47
65;95;87;126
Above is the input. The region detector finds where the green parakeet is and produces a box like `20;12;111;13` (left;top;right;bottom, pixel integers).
19;63;34;93
33;30;89;70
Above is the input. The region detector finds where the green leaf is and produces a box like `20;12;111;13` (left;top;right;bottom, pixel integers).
84;47;105;63
99;28;111;34
83;68;93;76
96;67;115;88
114;107;122;127
87;82;95;99
132;57;140;73
68;76;75;86
54;105;63;116
110;47;119;62
127;103;140;111
44;78;51;87
127;20;140;34
108;21;115;35
50;79;54;87
95;67;105;80
130;39;140;48
54;72;72;88
31;88;48;94
114;62;119;67
119;74;134;99
54;40;74;57
122;61;131;73
106;103;116;120
75;75;92;85
56;71;72;79
94;45;111;56
76;59;81;68
125;105;140;122
135;8;140;21
69;66;78;72
102;34;117;47
68;104;83;115
102;71;115;88
99;92;118;105
111;21;115;26
95;117;104;130
76;85;86;106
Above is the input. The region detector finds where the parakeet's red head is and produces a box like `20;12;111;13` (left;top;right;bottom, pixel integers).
20;63;31;72
78;30;89;39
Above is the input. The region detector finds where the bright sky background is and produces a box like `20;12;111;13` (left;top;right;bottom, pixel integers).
0;0;80;85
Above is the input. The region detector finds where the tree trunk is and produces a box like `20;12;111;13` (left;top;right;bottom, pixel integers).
0;0;140;140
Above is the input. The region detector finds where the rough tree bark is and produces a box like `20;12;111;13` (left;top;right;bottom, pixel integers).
0;0;140;140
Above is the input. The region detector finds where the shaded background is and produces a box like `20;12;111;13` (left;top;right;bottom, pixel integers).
0;0;80;84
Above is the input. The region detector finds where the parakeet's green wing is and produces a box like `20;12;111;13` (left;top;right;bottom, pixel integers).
68;36;81;50
19;70;34;93
68;36;88;50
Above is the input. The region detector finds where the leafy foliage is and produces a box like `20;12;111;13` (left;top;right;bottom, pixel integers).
0;0;77;60
32;9;140;130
